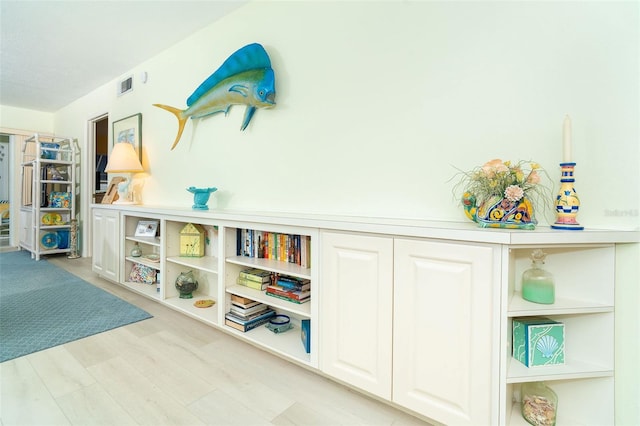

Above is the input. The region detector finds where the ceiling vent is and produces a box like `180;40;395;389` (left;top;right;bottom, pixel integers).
117;76;133;96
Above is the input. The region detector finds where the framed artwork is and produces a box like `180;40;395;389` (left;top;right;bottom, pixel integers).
112;113;142;161
102;176;125;204
135;220;159;237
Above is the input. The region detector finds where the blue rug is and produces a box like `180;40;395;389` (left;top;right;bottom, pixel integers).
0;250;152;362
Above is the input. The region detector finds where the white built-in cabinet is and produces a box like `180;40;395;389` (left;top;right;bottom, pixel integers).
91;208;120;282
320;231;498;425
91;205;637;426
319;232;394;399
393;238;498;425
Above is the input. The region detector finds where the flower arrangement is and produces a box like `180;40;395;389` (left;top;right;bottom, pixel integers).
453;159;553;229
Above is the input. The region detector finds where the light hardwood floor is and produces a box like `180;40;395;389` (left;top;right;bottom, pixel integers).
0;250;431;426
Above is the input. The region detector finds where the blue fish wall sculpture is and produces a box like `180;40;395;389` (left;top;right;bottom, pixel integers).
154;43;276;150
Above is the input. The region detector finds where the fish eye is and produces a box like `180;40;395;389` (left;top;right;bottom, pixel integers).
259;90;265;96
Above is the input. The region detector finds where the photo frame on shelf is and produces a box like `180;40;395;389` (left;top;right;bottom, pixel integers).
135;220;159;237
101;176;125;204
112;113;142;161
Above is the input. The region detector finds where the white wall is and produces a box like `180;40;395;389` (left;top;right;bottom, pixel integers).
54;0;639;230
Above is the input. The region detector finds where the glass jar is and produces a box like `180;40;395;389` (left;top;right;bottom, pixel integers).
522;249;555;304
521;381;558;426
175;270;198;299
130;242;142;257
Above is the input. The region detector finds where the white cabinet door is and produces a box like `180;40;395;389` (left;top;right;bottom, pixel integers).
393;239;497;426
91;208;120;282
320;231;394;399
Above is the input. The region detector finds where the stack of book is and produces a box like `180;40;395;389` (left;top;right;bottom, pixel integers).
225;295;275;332
266;274;311;304
236;268;273;290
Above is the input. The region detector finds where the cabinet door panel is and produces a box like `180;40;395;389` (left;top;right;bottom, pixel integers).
394;239;496;426
320;231;393;399
91;208;120;282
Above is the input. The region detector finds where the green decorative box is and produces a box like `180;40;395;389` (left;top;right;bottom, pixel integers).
513;317;564;367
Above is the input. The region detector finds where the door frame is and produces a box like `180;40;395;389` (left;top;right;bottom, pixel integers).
83;112;108;258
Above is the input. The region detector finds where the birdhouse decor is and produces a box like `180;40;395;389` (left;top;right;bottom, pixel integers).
179;223;205;257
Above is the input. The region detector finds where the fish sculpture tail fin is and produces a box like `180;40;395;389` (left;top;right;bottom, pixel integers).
153;104;188;150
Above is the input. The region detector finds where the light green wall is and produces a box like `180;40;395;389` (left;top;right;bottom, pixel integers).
0;105;54;133
3;1;639;423
53;0;639;230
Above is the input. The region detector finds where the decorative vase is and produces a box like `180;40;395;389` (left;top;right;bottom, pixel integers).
175;270;198;299
130;242;142;257
551;162;583;230
521;381;558;426
463;193;536;230
186;186;217;210
521;249;555;304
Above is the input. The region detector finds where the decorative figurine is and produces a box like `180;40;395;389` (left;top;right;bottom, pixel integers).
154;43;276;150
187;186;217;210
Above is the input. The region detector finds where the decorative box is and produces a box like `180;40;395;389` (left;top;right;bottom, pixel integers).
179;223;205;257
301;319;311;353
41;142;59;160
49;191;71;208
513;317;564;367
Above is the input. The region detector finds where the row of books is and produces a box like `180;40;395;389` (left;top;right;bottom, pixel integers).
236;229;311;268
224;294;276;332
237;267;311;304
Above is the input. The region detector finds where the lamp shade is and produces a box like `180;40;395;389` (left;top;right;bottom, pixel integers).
105;142;143;173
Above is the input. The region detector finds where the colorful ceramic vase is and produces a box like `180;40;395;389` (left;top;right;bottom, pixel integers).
463;193;536;230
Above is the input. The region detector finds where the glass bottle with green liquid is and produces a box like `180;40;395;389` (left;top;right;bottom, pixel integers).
522;249;555;304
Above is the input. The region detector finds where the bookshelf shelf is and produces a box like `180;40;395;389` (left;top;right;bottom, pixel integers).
226;256;311;280
226;284;311;318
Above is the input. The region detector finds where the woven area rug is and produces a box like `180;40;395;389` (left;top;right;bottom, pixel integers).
0;250;152;362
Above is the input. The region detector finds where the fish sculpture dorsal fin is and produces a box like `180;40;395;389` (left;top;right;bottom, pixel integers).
186;43;272;107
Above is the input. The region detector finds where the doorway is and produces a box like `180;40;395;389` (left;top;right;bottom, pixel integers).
0;134;10;247
83;113;108;258
94;117;109;203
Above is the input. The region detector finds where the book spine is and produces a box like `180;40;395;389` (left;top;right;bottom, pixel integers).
225;316;273;332
225;309;275;326
236;278;269;290
265;291;310;304
239;271;271;283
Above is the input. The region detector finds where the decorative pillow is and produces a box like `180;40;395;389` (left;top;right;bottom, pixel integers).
129;263;156;284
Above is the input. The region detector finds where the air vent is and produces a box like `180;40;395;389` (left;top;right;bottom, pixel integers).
117;76;133;96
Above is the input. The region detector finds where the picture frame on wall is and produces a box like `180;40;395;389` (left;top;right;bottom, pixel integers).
112;113;142;161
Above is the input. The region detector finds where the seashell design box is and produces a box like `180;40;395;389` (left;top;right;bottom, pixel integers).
513;317;565;367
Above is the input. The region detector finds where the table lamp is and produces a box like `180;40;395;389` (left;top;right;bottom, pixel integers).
105;142;144;204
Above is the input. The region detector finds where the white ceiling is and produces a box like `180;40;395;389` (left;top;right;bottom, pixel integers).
0;0;247;113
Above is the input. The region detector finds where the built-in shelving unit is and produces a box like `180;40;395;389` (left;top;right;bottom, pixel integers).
502;244;615;425
90;204;637;426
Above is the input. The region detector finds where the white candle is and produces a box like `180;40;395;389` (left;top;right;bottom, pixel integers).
562;115;572;163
